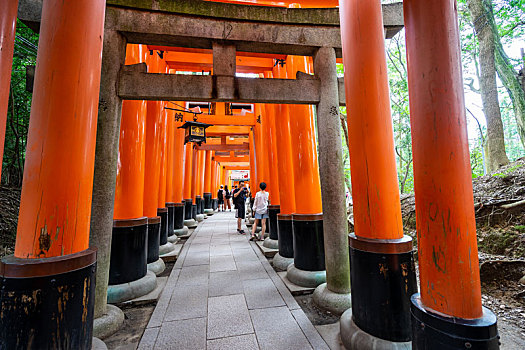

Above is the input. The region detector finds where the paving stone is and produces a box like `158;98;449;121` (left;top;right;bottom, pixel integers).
137;327;159;350
147;268;181;328
250;306;312;350
177;264;209;285
232;248;259;262
164;283;208;321
209;244;233;256
252;247;301;310
207;334;259;350
210;254;237;272
187;243;211;252
315;322;344;350
236;260;269;280
207;294;254;339
209;270;244;297
291;309;330;350
140;213;327;349
155;318;206;350
243;278;285;309
183;250;210;266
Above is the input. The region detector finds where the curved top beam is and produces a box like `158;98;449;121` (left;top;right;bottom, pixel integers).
107;0;341;25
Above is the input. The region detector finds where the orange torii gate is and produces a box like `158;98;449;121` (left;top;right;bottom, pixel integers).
3;1;499;349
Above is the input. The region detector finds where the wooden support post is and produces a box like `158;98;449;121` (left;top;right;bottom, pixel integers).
1;1;105;347
338;1;416;347
404;0;499;347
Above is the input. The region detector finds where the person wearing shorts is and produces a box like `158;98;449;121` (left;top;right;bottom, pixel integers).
251;182;269;241
217;185;225;211
224;185;232;211
233;181;247;234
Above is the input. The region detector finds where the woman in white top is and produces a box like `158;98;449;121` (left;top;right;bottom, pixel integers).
250;182;269;241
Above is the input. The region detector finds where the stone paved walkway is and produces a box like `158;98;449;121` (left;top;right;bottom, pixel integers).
137;211;330;350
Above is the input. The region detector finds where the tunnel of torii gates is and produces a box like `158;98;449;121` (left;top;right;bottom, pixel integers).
0;0;500;349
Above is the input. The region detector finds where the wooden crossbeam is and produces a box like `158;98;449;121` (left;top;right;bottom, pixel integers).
197;143;249;151
214;155;250;162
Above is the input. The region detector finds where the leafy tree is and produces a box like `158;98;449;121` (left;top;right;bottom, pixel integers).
466;0;510;172
2;20;38;187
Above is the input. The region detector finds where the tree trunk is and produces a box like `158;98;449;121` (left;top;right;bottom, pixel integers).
340;113;352;196
471;0;525;150
467;0;510;172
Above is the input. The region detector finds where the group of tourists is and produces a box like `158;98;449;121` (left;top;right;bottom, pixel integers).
217;180;269;241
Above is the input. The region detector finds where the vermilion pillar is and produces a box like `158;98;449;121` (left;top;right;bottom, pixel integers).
165;100;177;238
203;150;213;211
191;148;202;219
0;1;18;179
172;124;187;235
198;150;206;215
108;44;150;296
286;56;323;215
183;143;197;227
339;1;417;348
210;159;218;210
405;0;498;347
263;72;281;207
270;62;296;252
1;1;105;347
143;51;165;270
254;104;269;186
249;131;256;198
157;100;170;250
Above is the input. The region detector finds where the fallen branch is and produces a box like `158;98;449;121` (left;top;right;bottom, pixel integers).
500;199;525;210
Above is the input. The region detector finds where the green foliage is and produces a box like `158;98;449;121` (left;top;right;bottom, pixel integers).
491;162;523;176
2;21;38;187
513;225;525;233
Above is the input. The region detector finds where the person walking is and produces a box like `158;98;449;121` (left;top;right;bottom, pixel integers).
224;185;232;211
250;182;269;241
217;185;225;211
233;181;248;234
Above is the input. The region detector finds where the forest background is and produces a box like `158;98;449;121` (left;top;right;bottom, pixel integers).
2;0;525;195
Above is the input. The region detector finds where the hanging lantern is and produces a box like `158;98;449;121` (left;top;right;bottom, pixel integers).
178;120;211;145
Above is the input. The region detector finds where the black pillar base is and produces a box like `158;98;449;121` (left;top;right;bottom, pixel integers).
348;234;417;343
157;208;169;245
147;216;161;264
269;205;280;240
277;214;294;259
192;204;197;220
411;294;499;349
200;197;205;214
166;203;175;237
196;196;202;215
174;203;185;230
184;199;193;220
204;193;212;209
0;249;97;349
212;198;218;210
292;214;325;271
109;217;148;285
